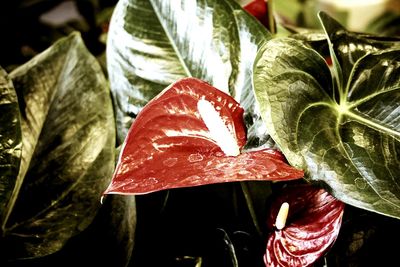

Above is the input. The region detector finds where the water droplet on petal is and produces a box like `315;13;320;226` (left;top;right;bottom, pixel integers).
122;183;138;191
163;157;178;167
188;153;204;162
144;177;158;186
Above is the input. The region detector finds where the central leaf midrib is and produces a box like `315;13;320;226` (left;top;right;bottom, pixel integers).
2;39;76;231
4;36;107;232
149;0;192;78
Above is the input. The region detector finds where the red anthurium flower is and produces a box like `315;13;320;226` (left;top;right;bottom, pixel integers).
325;56;332;66
265;185;345;267
104;78;303;195
243;0;271;29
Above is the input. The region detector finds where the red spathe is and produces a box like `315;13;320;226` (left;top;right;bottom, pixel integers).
104;78;303;195
265;184;345;267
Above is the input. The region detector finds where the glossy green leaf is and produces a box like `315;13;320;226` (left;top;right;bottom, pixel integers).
0;68;22;227
106;0;271;147
253;13;400;219
319;12;400;93
1;32;115;259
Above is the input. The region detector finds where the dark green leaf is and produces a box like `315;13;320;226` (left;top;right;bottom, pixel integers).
4;195;136;267
1;32;115;259
290;30;329;56
106;0;271;147
319;12;400;92
253;15;400;219
93;195;136;267
0;67;22;227
61;194;136;267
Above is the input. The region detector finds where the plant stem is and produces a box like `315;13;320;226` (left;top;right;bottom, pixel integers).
268;0;276;34
240;182;262;236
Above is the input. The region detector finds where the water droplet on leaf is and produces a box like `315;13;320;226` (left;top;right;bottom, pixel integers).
354;178;367;189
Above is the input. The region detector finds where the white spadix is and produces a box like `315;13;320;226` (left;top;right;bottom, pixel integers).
197;99;240;157
275;202;289;230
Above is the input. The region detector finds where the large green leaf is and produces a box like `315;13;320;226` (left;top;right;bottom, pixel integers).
253;13;400;219
0;68;22;226
106;0;271;147
0;32;115;259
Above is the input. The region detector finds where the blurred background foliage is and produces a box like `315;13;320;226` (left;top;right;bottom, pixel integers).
0;0;117;72
273;0;400;32
2;0;400;73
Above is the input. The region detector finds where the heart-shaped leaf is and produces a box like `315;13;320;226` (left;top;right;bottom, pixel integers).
253;12;400;219
1;32;115;259
0;68;22;226
264;184;345;267
107;0;271;147
104;78;303;195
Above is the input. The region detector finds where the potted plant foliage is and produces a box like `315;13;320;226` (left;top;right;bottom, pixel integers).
1;0;399;266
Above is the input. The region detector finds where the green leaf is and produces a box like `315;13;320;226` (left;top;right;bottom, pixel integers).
253;14;400;219
319;12;400;93
92;195;136;266
0;68;22;227
5;195;136;267
1;32;116;259
106;0;271;147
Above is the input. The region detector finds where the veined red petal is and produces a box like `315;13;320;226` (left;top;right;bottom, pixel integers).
104;78;303;195
265;185;345;267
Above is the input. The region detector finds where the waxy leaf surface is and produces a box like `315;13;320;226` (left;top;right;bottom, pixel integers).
104;78;303;195
0;68;21;226
265;185;345;267
107;0;271;147
319;12;400;90
253;12;400;219
1;33;115;259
